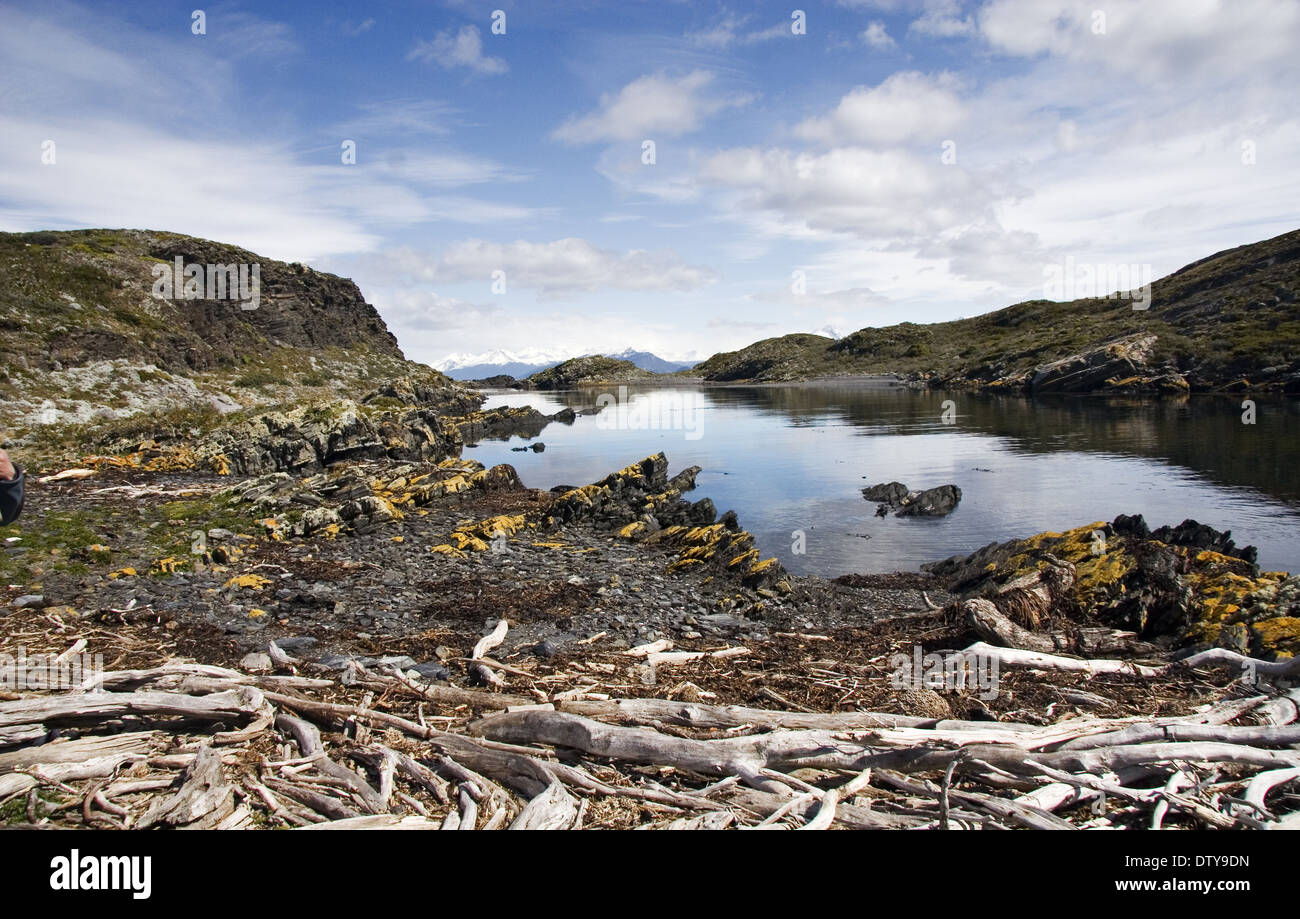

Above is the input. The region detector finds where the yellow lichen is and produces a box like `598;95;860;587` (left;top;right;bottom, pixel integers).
225;573;272;590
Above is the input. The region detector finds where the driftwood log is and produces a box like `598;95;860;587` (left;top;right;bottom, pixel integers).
4;626;1300;830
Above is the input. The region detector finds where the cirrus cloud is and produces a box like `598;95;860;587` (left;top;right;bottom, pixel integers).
435;237;720;298
552;71;751;144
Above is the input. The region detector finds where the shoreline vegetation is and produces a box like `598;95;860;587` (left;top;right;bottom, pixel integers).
1;227;1298;829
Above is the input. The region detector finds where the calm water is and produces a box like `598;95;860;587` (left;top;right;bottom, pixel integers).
471;384;1300;578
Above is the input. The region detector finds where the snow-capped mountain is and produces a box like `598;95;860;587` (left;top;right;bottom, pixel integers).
433;347;696;381
433;348;568;380
605;349;696;374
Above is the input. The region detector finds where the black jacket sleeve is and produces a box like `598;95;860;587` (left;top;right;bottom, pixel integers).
0;467;24;525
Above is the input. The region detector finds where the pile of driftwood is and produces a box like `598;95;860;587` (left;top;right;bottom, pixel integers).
3;616;1299;830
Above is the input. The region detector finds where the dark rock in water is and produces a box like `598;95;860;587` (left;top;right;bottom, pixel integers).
718;510;740;531
456;405;550;443
897;484;962;517
531;442;546;453
863;481;961;517
550;484;579;494
863;482;909;504
552;408;576;424
511;446;528;452
688;498;717;525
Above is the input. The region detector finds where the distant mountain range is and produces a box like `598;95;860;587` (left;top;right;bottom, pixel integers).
433;347;696;380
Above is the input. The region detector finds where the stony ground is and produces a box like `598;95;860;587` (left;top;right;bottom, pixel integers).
9;454;1297;832
2;455;1245;726
2;460;963;708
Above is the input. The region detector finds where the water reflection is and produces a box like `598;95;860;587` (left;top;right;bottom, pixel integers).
476;384;1300;576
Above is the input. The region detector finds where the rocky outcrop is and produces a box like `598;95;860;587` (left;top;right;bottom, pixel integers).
897;485;962;517
361;376;484;416
197;401;462;475
525;356;655;390
463;374;519;388
0;229;406;376
862;482;909;505
1025;335;1189;395
863;482;961;517
452;405;575;444
923;514;1298;659
544;454;790;593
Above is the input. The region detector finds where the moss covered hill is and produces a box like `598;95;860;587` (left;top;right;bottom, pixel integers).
1;229;403;372
0;229;480;467
695;228;1300;393
525;354;656;389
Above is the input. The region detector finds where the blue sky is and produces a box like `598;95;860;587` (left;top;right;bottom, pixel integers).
2;0;1298;366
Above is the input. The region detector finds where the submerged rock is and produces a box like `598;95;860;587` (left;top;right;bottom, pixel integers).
863;481;961;517
897;484;962;517
863;482;908;504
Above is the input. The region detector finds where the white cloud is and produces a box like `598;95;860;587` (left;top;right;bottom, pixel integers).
341;18;375;37
434;238;719;297
688;12;797;47
407;25;507;75
336;99;459;137
909;0;975;37
862;22;896;48
211;11;300;58
795;72;965;147
977;0;1300;80
700;145;996;242
0;9;537;262
552;71;750;144
375;289;502;334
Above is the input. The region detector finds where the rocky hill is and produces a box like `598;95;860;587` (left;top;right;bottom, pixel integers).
2;229;404;373
0;229;474;464
523;355;657;389
695;228;1300;393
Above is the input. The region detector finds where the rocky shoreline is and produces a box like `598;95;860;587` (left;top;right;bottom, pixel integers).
4;441;1300;829
5;411;1300;829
